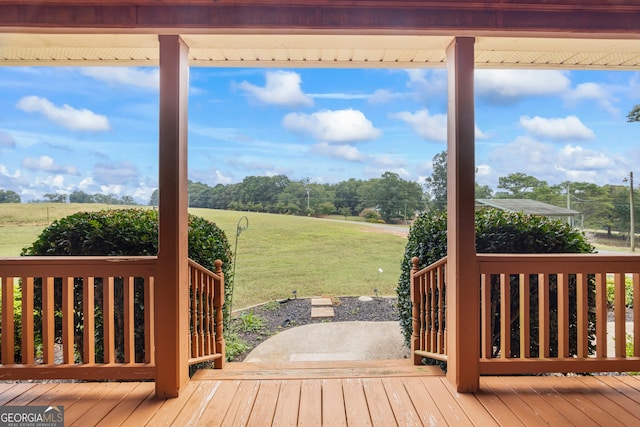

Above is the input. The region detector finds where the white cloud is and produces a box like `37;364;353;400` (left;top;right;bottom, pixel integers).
16;96;110;132
564;82;618;115
237;70;313;107
0;130;16;148
391;109;447;143
476;70;570;101
99;184;123;195
368;89;404;104
370;154;408;169
404;69;447;101
22;156;79;175
0;164;20;179
557;145;616;171
309;92;368;100
520;115;595;141
282;109;381;143
312;142;366;162
486;136;627;186
80;67;159;90
93;161;139;185
213;170;234;185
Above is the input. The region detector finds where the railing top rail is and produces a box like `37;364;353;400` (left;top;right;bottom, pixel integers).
0;256;158;276
0;255;157;264
188;258;222;279
477;253;640;274
412;256;447;276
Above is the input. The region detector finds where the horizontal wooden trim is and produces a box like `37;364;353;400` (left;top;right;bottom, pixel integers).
479;357;640;375
477;254;640;275
0;256;157;277
414;351;448;362
0;363;156;380
188;354;223;366
1;2;639;34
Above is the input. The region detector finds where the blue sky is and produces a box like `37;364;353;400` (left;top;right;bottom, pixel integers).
0;66;639;204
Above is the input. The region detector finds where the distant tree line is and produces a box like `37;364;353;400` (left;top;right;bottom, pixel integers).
0;189;21;203
20;191;137;205
149;171;425;223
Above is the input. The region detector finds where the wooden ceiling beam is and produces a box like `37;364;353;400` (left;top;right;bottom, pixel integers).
0;2;639;35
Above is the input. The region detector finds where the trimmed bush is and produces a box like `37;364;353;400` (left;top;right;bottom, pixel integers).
20;208;232;364
397;208;595;358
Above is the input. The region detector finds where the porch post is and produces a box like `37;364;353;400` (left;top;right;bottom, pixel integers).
156;34;190;398
446;36;479;392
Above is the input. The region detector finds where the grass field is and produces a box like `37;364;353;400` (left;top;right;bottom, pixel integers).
0;204;407;309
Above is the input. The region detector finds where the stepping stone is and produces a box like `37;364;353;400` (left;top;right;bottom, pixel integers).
311;306;335;318
358;296;373;302
311;298;333;306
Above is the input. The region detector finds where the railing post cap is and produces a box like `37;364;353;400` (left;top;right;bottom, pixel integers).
214;259;223;271
411;257;420;269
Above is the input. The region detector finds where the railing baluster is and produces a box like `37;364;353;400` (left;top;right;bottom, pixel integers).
538;273;549;358
214;260;225;369
481;273;491;358
410;258;420;363
83;276;95;364
62;277;74;364
145;276;155;364
191;265;198;358
500;273;510;358
42;277;55;365
634;273;639;357
198;270;205;357
104;276;115;364
423;269;429;354
614;272;626;357
124;276;135;363
1;277;15;364
557;273;569;358
576;273;588;358
519;274;530;359
21;277;35;365
437;265;445;355
595;273;607;358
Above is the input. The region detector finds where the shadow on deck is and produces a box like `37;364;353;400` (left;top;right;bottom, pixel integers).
1;359;640;426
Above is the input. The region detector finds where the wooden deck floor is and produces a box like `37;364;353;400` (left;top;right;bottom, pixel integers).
1;360;640;426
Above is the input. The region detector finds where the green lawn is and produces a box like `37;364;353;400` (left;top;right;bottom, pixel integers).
0;204;407;309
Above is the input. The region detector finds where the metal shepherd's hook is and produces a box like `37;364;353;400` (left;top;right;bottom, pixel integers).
227;215;249;324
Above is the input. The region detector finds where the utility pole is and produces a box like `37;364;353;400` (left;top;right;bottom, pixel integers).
625;172;635;252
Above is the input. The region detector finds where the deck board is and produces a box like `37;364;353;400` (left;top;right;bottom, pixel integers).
298;379;322;426
1;364;640;426
381;378;422;427
321;379;347;427
273;379;301;426
198;380;240;426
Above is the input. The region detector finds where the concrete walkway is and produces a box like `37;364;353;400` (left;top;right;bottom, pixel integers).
244;321;409;363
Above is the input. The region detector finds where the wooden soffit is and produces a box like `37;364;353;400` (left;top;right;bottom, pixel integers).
1;1;640;69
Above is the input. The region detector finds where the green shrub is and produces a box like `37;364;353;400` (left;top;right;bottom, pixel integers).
397;208;595;359
360;208;383;223
606;275;634;308
18;208;232;364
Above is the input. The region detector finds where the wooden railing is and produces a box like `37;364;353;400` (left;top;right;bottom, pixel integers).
478;254;640;375
0;256;157;380
188;259;225;368
411;256;448;363
411;254;640;376
0;256;225;381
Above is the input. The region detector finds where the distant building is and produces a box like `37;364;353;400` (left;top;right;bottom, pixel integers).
475;199;580;226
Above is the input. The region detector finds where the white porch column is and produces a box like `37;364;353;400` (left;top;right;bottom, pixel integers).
156;34;190;398
446;36;479;392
